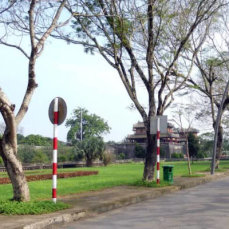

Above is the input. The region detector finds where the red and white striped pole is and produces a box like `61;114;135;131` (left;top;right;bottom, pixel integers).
156;117;160;184
52;97;59;203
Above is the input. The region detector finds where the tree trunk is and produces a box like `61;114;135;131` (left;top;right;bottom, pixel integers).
0;139;30;201
215;125;223;169
186;137;192;175
86;157;93;167
143;127;156;181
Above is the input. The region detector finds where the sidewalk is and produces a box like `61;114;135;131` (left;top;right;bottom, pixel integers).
0;171;228;229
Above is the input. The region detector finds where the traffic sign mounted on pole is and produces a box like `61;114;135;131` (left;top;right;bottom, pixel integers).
150;115;167;134
49;97;67;125
48;97;67;203
150;116;167;185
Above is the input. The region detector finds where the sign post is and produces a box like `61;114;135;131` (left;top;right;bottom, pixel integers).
156;117;160;184
49;97;67;203
150;116;167;185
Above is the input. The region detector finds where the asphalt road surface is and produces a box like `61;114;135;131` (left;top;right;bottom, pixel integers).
55;177;229;229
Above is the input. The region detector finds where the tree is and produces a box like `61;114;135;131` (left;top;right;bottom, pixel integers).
0;0;67;201
19;134;52;146
66;108;110;144
187;54;229;169
75;136;105;167
56;0;224;181
188;133;200;162
184;3;229;171
171;105;197;175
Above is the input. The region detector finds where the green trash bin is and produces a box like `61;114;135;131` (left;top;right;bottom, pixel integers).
163;165;174;184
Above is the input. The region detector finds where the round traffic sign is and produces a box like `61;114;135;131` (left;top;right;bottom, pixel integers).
48;97;67;125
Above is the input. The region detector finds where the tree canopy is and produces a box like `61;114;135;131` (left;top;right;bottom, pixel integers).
55;0;226;181
66;108;110;144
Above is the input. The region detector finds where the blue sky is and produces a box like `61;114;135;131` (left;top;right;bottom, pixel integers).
0;38;143;142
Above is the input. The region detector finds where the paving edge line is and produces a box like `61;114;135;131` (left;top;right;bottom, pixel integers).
89;186;179;214
22;211;86;229
21;172;229;229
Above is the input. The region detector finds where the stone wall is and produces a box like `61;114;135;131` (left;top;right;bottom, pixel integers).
107;142;186;159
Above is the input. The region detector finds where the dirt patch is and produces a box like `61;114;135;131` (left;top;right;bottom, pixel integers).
0;171;98;185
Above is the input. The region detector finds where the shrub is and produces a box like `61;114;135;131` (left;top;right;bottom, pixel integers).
58;154;68;162
171;152;184;159
196;151;207;159
74;136;105;167
31;150;49;164
102;151;115;166
117;152;125;160
134;143;146;158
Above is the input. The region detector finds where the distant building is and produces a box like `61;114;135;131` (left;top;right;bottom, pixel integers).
125;121;199;158
107;121;199;159
127;121;198;143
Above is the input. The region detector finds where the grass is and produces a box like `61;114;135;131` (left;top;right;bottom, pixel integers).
0;200;69;215
1;160;229;214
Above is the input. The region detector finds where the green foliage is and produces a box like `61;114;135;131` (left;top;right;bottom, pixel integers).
18;145;37;164
206;57;223;67
58;154;68;163
66;108;110;145
196;151;207;159
0;156;3;165
70;146;84;161
171;153;184;159
0;200;69;215
19;134;52;146
117;152;125;160
188;133;200;158
17;134;25;142
74;136;105;166
31;150;49;164
17;144;73;164
134;143;146;158
18;146;50;164
1;161;229;203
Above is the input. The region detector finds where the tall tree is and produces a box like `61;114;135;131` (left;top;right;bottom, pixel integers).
56;0;224;181
187;55;229;169
185;3;229;170
66;107;110;144
0;0;67;201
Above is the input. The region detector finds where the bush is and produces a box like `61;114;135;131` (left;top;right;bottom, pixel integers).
74;136;105;167
70;147;84;161
58;154;68;162
196;151;207;159
171;152;184;159
117;152;125;160
102;151;115;166
134;143;146;158
31;150;49;164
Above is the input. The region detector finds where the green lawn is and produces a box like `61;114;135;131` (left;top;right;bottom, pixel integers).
1;160;229;201
1;160;229;214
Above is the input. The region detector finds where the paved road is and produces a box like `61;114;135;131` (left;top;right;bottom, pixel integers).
55;177;229;229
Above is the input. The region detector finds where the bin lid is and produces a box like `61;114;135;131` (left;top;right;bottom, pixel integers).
162;165;174;168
